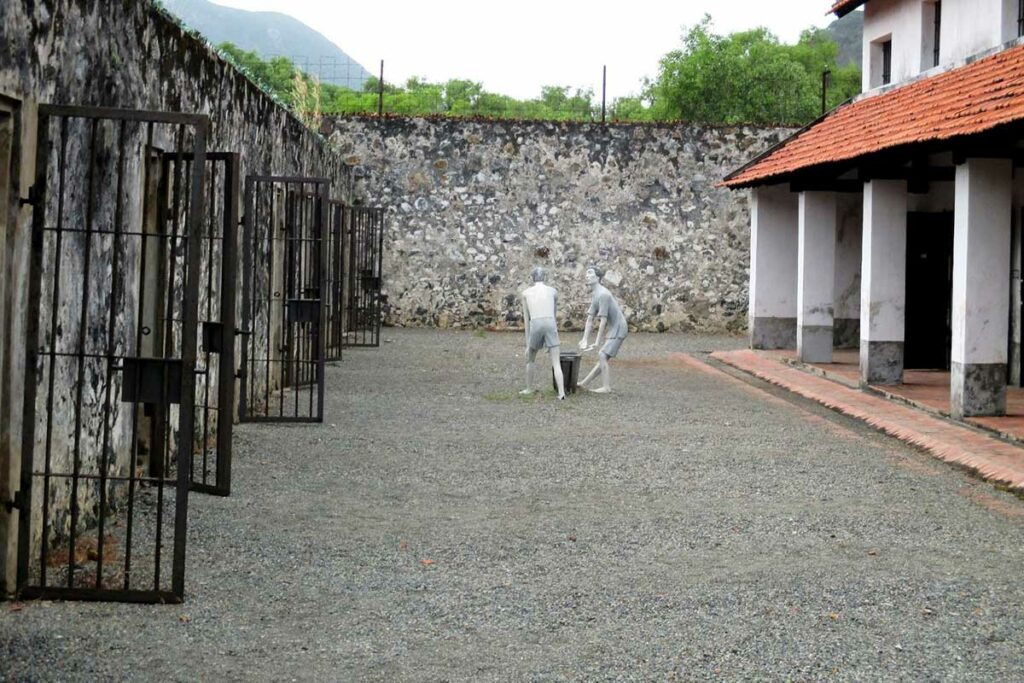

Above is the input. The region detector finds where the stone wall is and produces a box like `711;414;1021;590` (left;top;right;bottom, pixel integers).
323;116;793;333
0;0;349;593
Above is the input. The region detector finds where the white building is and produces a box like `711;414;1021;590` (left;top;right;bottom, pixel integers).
724;0;1024;419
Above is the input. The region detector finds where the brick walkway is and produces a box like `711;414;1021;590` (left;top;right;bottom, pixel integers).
758;349;1024;442
712;349;1024;492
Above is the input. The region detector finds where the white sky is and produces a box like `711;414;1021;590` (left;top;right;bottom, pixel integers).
212;0;839;101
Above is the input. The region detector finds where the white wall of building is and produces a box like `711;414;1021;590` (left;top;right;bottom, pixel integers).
834;194;863;321
940;0;1010;63
863;0;926;90
862;0;1021;92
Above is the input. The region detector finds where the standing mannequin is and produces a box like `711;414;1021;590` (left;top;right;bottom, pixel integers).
578;266;628;393
521;267;566;400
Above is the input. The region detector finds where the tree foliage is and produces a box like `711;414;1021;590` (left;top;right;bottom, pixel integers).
216;16;862;126
217;41;601;121
640;16;861;125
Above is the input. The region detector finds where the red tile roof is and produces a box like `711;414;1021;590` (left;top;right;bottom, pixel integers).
723;43;1024;188
830;0;866;16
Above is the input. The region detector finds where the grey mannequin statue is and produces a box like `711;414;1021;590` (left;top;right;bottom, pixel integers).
521;267;566;400
578;266;628;393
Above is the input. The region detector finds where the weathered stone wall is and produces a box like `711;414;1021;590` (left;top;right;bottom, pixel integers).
0;0;349;593
324;116;793;333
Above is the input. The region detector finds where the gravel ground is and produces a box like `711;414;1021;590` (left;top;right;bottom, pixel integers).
4;327;1024;681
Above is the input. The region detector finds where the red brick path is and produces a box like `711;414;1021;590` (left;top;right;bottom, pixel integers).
709;349;1024;492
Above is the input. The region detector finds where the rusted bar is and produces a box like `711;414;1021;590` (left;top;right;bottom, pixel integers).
124;120;156;591
39;116;66;587
67;117;101;588
172;117;209;598
95;118;129;589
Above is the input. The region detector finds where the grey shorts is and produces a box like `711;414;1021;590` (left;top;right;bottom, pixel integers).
601;336;626;358
528;318;560;351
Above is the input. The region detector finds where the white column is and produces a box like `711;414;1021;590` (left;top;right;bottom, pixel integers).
749;185;798;349
951;158;1013;418
860;179;907;385
797;191;837;363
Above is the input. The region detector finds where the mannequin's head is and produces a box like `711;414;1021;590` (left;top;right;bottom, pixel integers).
585;266;604;285
531;267;547;283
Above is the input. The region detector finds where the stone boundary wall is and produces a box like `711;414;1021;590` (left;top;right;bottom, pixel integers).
323;116;793;333
0;0;349;593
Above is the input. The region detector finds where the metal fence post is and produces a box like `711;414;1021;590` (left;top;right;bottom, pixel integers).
378;60;384;117
821;69;831;116
601;65;607;124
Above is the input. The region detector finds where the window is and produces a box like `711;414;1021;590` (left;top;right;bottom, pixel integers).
882;40;893;85
934;1;942;66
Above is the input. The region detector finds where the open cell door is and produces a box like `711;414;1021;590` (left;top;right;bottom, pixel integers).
161;152;240;496
16;105;209;603
324;199;346;362
344;206;385;348
238;175;328;423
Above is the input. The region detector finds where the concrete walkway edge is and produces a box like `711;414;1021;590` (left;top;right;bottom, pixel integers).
708;349;1024;492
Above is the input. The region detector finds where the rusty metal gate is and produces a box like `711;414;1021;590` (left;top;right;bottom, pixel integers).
17;105;208;603
163;152;239;497
344;206;385;348
324;200;346;361
239;175;328;423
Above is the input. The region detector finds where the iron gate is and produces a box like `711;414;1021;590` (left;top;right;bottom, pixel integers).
239;175;328;423
164;152;239;497
17;105;208;603
324;200;346;361
344;206;385;348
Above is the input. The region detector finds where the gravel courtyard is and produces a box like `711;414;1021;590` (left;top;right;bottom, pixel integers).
4;328;1024;681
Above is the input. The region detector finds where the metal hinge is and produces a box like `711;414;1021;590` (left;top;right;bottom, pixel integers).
3;490;25;513
19;182;41;207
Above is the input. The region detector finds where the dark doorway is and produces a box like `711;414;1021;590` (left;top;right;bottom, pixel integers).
905;211;953;370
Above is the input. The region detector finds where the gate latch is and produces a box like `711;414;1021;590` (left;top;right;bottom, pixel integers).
19;182;41;207
3;490;25;513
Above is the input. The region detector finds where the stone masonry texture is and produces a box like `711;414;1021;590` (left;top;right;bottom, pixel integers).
323;116;793;334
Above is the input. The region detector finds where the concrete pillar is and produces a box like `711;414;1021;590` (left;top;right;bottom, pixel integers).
860;180;907;385
951;158;1013;418
749;185;798;349
833;194;863;348
797;191;837;363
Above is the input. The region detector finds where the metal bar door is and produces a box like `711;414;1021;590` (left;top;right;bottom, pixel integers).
239;175;328;423
17;105;208;603
324;200;345;362
164;152;239;496
344;206;385;348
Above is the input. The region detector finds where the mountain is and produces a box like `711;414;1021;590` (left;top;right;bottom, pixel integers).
825;9;863;68
161;0;372;89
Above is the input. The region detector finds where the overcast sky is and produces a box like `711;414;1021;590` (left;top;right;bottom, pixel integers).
212;0;839;101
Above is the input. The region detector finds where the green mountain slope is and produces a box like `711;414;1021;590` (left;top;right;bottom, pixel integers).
161;0;372;89
825;9;863;68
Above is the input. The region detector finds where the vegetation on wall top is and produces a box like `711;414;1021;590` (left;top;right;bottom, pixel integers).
215;15;862;127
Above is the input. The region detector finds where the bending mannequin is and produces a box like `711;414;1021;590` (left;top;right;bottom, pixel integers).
578;266;628;393
521;267;566;400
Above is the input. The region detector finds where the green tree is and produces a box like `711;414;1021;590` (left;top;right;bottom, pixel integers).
645;16;861;125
